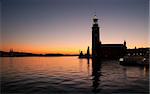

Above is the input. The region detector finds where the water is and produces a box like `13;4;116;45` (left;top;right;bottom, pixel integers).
1;56;149;93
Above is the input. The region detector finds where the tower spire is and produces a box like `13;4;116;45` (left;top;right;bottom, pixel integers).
93;15;98;25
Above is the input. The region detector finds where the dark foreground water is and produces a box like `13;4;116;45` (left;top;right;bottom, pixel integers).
1;57;149;94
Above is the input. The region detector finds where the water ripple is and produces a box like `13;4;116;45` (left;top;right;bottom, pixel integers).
1;57;149;93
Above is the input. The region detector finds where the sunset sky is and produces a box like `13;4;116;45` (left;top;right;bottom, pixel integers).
1;0;149;54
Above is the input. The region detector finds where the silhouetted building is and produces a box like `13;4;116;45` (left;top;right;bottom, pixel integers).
79;51;83;58
79;47;91;58
9;48;14;57
87;46;90;59
92;15;127;59
127;47;149;58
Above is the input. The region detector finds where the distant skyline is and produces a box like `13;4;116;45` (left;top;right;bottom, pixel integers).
1;0;149;54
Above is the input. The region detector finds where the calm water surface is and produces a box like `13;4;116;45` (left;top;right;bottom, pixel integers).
1;56;149;93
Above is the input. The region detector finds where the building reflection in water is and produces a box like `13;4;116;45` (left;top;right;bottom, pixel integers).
143;66;149;77
91;58;102;93
87;58;90;76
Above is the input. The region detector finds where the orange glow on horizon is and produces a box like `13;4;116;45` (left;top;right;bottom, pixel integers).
1;43;150;54
1;46;88;54
1;37;150;54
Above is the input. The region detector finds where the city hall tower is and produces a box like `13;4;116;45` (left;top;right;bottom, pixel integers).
92;15;100;58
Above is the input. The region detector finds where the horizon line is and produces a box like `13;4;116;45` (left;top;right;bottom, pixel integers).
1;46;150;55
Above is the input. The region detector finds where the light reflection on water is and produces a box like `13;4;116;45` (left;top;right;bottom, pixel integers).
1;56;149;93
